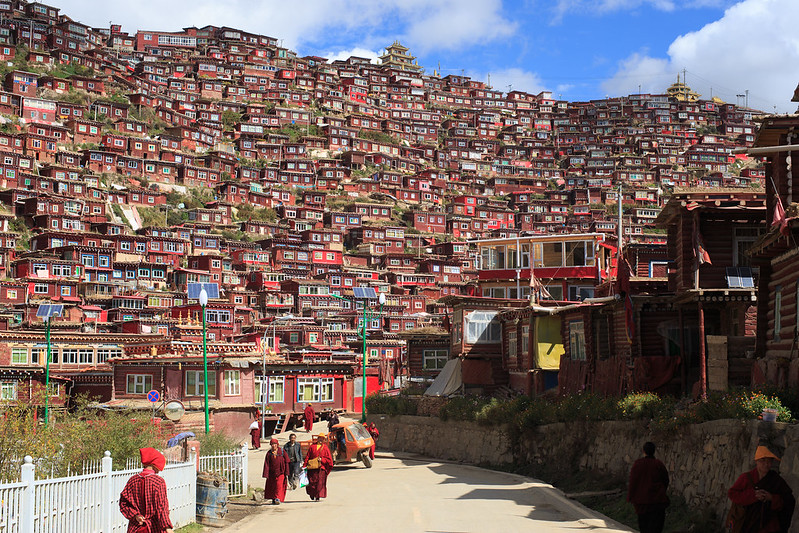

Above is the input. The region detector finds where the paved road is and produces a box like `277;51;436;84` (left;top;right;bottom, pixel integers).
227;448;635;533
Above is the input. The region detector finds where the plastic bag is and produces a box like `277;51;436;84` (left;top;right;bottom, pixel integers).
299;468;309;488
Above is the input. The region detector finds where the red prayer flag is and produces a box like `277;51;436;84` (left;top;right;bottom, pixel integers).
773;195;789;235
693;225;712;265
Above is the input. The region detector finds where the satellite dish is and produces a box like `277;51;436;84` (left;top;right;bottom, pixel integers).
164;400;185;422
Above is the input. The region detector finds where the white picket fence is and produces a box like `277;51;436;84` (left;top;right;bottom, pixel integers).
0;451;197;533
198;444;249;497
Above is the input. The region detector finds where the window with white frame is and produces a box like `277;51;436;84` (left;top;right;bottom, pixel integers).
126;374;152;394
465;311;501;344
224;370;240;395
186;370;216;396
269;376;285;403
0;381;16;400
423;349;448;370
61;348;78;364
97;347;122;362
320;378;334;402
78;349;92;364
297;377;319;402
11;347;26;364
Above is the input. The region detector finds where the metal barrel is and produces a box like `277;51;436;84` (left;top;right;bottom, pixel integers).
196;473;229;527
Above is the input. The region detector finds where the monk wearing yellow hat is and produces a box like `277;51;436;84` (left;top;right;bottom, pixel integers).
727;445;795;532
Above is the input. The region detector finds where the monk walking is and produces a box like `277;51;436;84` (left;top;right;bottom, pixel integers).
119;447;174;533
303;403;315;432
262;438;289;505
367;422;379;460
249;418;261;450
303;432;333;501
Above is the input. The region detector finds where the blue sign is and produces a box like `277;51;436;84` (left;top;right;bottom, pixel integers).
147;390;160;403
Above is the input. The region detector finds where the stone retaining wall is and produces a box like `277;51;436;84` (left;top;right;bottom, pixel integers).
370;415;799;530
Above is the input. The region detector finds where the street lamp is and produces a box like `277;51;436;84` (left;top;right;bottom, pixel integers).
199;287;209;434
331;292;382;422
360;292;387;423
36;303;62;427
260;318;281;440
43;314;52;427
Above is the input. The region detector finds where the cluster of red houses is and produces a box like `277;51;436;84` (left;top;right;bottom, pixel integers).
0;0;788;431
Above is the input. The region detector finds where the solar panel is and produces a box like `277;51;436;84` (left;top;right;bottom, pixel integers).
726;267;742;288
352;287;377;299
36;303;63;318
726;267;755;289
187;282;220;299
739;267;755;288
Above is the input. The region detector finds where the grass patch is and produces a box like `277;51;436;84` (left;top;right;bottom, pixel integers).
176;523;205;533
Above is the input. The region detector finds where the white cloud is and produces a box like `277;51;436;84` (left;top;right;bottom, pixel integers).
471;68;547;96
323;48;380;63
401;0;517;53
55;0;516;56
550;0;732;23
602;0;799;112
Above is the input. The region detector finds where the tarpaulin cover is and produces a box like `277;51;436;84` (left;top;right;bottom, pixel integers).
424;358;462;397
166;431;195;448
536;315;564;370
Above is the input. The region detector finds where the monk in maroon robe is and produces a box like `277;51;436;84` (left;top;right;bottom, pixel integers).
303;403;315;432
303;432;333;501
367;422;379;460
262;438;289;505
249;419;261;450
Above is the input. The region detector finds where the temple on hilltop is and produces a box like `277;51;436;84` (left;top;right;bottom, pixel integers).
666;74;700;102
379;41;423;72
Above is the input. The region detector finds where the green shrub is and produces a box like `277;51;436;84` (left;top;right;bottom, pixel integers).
438;396;491;422
365;393;418;416
618;392;676;420
474;395;532;426
515;398;557;429
196;430;243;456
740;390;791;422
555;392;620;422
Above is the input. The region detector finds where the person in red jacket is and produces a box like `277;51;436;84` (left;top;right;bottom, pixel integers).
303;403;315;432
303;432;333;501
627;441;669;533
119;447;174;533
728;445;795;533
262;438;290;505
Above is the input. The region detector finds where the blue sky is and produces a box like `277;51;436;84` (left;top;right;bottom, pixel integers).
55;0;799;112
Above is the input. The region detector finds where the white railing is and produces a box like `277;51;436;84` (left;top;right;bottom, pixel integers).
1;451;197;533
198;443;248;497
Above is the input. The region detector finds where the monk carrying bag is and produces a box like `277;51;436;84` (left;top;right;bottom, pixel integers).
725;502;747;533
